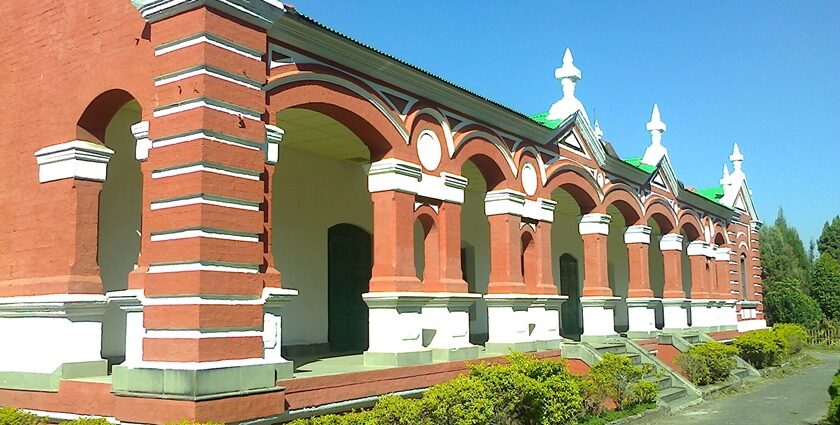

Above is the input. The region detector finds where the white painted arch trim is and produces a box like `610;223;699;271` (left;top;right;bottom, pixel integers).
154;34;261;61
153;99;261;121
265;73;410;144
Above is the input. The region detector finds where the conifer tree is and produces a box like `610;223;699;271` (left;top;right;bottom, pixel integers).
818;216;840;261
760;208;810;288
810;254;840;320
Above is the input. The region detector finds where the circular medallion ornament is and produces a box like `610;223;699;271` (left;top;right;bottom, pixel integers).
521;163;538;196
417;130;442;171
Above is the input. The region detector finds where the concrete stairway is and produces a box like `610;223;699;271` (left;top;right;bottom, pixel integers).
564;338;702;411
661;331;760;382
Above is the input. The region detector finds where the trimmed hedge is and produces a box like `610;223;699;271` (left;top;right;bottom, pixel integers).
826;368;840;424
675;341;737;385
290;352;657;425
0;407;47;425
734;329;785;368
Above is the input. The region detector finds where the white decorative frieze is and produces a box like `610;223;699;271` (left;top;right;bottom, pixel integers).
659;233;684;251
34;140;114;183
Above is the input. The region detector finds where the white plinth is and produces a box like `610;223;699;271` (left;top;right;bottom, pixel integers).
0;294;108;373
661;298;690;330
721;300;738;328
690;300;714;329
422;293;482;351
581;297;620;337
363;293;430;355
528;296;567;349
737;319;767;332
484;294;537;347
626;298;660;336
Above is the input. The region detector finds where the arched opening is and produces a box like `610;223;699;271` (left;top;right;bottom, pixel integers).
606;205;630;333
558;253;581;340
550;180;595;340
647;219;666;329
91;94;143;367
521;231;536;288
327;224;371;352
272;107;374;359
414;213;439;285
458;157;504;344
740;253;748;301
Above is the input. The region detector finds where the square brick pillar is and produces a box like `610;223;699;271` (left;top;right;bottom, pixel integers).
110;4;296;421
624;225;659;337
578;213;619;338
715;247;738;330
660;233;690;331
687;241;713;330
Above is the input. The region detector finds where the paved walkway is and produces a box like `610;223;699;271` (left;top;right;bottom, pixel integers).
647;351;839;425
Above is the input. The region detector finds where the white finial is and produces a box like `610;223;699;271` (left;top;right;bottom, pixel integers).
547;48;588;122
720;163;731;186
640;103;668;166
594;120;604;140
730;142;744;172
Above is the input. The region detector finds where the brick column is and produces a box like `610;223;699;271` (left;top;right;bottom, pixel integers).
111;4;295;415
369;190;422;292
578;213;619;337
687;241;710;299
625;225;653;298
660;234;685;298
425;201;468;292
659;233;689;330
533;221;558;295
579;213;612;297
487;213;527;294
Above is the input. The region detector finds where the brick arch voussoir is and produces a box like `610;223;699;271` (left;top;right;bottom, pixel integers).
452;135;517;191
644;199;678;234
678;211;704;241
598;185;644;225
544;165;601;214
76;89;142;145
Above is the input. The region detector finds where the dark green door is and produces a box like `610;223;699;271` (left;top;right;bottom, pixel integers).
328;224;371;352
559;254;582;340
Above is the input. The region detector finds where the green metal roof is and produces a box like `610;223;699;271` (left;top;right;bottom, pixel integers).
622;157;657;174
528;112;566;130
693;185;725;203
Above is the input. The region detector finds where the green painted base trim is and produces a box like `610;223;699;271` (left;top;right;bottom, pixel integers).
719;325;737;332
112;361;287;400
580;335;619;344
363;350;432;367
274;361;294;379
485;341;537;354
534;338;564;351
0;360;107;392
431;346;479;362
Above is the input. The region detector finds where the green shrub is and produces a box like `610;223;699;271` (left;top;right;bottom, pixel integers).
828;396;840;425
734;329;785;368
772;323;808;355
812;254;840;320
675;341;737;385
764;280;823;327
586;353;653;411
0;407;47;425
420;375;494;425
58;419;112;425
630;380;658;406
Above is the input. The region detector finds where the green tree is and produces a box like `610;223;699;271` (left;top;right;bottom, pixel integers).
760;208;811;288
819;216;840;261
811;254;840;320
763;279;823;327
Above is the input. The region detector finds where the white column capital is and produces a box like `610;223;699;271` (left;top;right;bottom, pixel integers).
687;240;709;257
34;140;115;183
579;213;611;235
131;121;151;161
659;233;684;251
624;225;652;244
714;247;732;261
265;124;284;164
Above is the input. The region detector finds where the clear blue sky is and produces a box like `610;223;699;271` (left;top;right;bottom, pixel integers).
291;1;840;245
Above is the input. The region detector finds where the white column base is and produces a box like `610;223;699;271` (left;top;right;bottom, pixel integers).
528;296;567;350
484;294;538;352
422;293;482;361
262;287;298;376
737;319;767;332
581;296;620;338
690;299;714;330
661;298;690;331
721;300;738;329
107;290;145;365
362;292;432;366
0;294;108;374
626;298;660;337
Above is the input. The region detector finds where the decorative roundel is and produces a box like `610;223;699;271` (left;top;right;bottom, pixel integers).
521;163;538;196
417;130;442;171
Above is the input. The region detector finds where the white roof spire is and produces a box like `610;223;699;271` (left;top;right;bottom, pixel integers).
546;48;589;122
593;120;604;140
720;163;731;186
641;103;668;166
730;142;744;172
